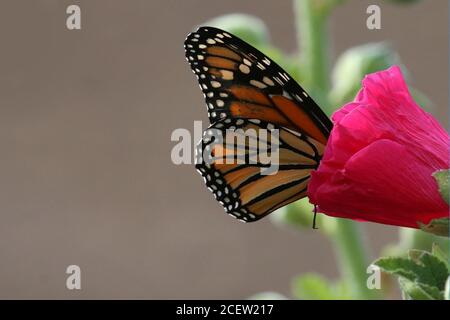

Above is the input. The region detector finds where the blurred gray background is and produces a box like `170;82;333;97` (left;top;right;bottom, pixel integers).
0;0;447;299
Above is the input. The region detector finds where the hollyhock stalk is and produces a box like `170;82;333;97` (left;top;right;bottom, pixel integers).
294;0;379;299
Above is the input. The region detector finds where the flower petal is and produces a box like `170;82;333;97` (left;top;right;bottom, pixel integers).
308;66;449;228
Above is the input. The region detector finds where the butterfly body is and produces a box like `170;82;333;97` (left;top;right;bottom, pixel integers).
184;27;332;222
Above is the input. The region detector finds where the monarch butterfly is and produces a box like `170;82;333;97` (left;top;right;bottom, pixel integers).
184;26;332;222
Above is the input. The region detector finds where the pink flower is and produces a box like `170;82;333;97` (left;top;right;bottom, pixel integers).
308;66;449;228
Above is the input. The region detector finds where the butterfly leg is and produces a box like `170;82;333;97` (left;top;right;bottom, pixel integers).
312;205;319;230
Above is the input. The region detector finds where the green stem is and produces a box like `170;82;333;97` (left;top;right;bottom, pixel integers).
294;0;330;96
331;219;380;299
293;0;380;299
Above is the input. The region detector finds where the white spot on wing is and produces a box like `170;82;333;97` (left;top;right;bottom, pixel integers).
263;77;274;86
239;64;250;74
221;70;234;80
211;81;221;88
250;80;267;89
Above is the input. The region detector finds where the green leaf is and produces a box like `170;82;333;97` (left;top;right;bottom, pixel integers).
292;273;333;300
399;278;443;300
433;169;449;204
292;273;350;300
409;250;449;290
374;250;449;290
374;257;420;282
431;243;450;272
203;14;270;48
419;218;449;238
375;249;449;300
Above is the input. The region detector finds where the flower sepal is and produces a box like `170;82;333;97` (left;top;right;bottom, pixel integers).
419;218;449;238
419;169;450;237
433;169;449;204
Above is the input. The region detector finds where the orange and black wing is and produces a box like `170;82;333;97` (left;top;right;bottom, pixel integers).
195;118;325;222
184;26;333;145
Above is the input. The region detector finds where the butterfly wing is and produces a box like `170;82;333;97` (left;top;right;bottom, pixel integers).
196;118;325;222
184;26;332;145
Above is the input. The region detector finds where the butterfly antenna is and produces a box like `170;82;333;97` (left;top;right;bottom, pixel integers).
312;205;319;230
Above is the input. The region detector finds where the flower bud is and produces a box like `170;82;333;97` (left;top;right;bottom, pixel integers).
270;199;314;229
203;14;270;48
330;42;400;106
